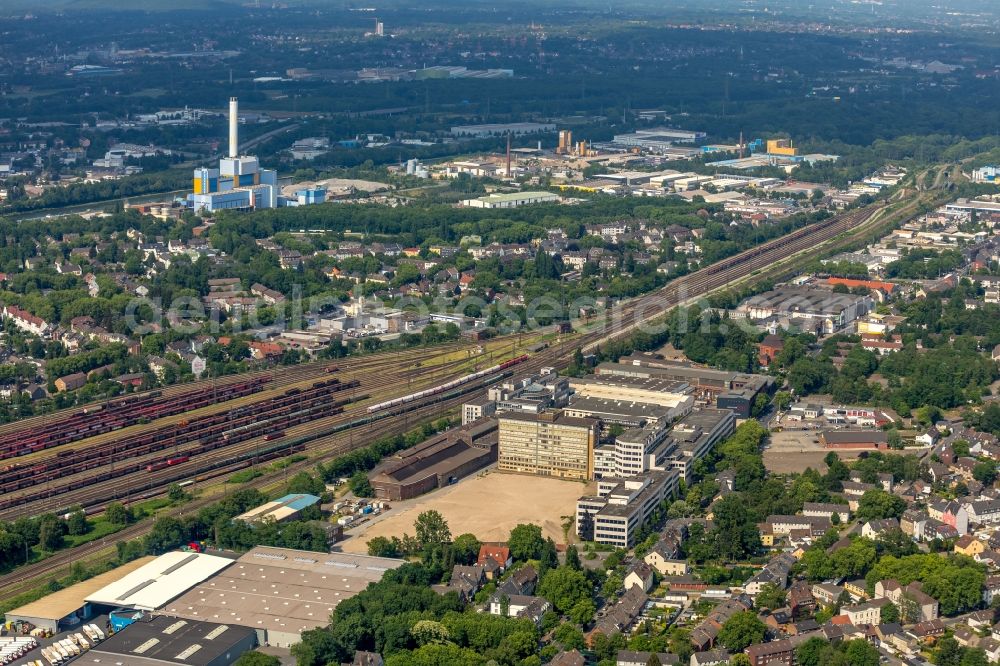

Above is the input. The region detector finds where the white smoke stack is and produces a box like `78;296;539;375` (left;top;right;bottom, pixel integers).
228;97;238;158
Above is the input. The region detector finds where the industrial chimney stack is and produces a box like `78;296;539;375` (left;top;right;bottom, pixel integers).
229;97;239;158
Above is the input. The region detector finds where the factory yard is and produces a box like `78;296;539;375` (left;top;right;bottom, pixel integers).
763;429;863;473
280;177;390;197
338;471;592;552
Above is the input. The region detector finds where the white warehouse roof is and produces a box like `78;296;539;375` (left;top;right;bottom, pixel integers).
85;551;234;611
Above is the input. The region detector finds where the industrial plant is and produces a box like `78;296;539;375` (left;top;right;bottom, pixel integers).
187;98;325;212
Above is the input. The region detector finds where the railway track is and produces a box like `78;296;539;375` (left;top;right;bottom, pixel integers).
0;383;485;599
0;341;470;449
0;199;911;598
0;349;492;518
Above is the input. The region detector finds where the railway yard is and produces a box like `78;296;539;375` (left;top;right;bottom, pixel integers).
0;194;940;599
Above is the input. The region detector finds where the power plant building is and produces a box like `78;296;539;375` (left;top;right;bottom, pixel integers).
187;98;281;212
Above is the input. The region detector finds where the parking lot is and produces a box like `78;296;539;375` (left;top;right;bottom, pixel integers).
764;428;863;474
7;614;111;666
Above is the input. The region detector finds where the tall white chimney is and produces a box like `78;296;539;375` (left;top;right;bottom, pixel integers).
228;97;238;158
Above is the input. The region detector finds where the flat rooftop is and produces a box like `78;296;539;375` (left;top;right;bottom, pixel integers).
742;288;866;315
7;556;156;622
160;546;405;637
566;396;673;420
75;614;255;666
86;552;234;611
569;375;692;396
498;410;597;429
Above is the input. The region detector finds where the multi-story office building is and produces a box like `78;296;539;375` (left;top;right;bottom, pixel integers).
498;410;599;480
576;471;679;548
664;409;736;482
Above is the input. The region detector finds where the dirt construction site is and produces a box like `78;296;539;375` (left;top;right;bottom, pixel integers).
337;471;592;553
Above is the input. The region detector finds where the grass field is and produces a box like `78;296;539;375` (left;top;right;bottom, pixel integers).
338;470;593;553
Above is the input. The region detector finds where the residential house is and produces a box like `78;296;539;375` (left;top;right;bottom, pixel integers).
900;509;929;541
811;583;845;607
348;652;384;666
690;595;753;651
966;499;1000;526
478;544;513;578
874;580;939;622
431;564;486;602
802;503;850;523
497;565;538;598
587;587;648;647
955;535;986;557
909;619;946;642
861;518;899;539
983;575;1000;605
840;598;890;626
644;542;688;577
487;594;551;625
928;499;969;534
787;581;816;619
549;651;586;666
690;650;731;666
54;372;87;393
624;562;655;593
616;651;678;666
745;639;796;666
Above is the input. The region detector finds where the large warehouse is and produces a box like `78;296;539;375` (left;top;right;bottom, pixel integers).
85;551;234;612
4;556;155;634
161;546;405;647
75;615;257;666
369;419;498;501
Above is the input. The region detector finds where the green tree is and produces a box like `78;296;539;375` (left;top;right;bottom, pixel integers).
38;515;66;551
554;623;585;650
410;619;450;646
508;523;545;561
348;471;373;498
717;611;766;652
565;544;582;570
105;501;132;525
795;636;830;666
233;653;281;666
167;483;187;502
66;510;90;536
367;536;398;558
711;495;760;560
413;510;451;548
973;462;998;486
754;583;787;611
856;489;906;521
537;566;592;615
452;533;482;565
145;516;187;554
881;601;900;624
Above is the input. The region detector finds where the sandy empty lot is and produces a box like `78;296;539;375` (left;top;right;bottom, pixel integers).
338;471;592;553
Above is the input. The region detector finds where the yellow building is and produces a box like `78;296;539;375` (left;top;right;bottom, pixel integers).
767;139;798;157
498;410;598;480
954;535;986;557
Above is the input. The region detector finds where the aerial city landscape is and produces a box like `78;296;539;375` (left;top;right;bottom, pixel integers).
3;0;1000;665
